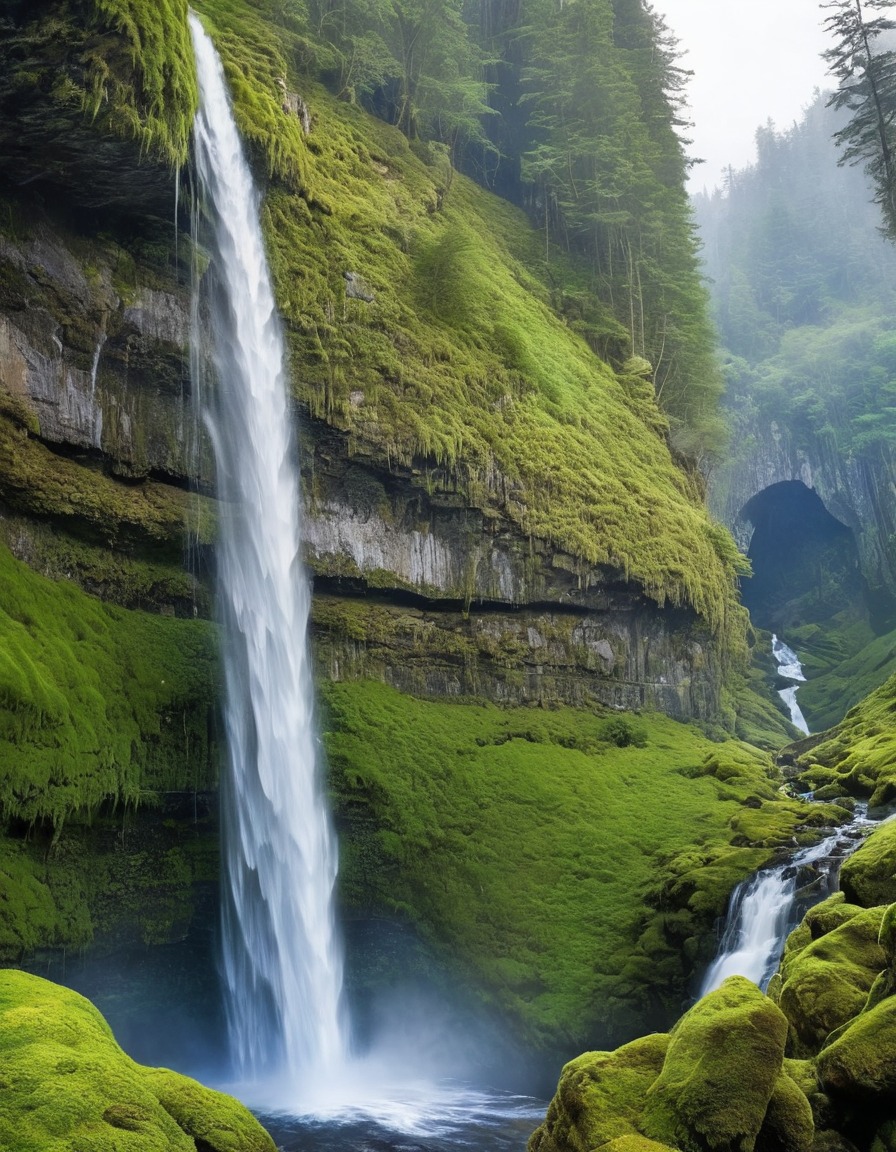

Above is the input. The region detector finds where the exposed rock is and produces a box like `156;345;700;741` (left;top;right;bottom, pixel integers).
278;79;312;134
344;270;375;301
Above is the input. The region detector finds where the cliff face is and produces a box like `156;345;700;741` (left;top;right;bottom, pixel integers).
0;0;767;1055
0;197;725;722
710;412;896;614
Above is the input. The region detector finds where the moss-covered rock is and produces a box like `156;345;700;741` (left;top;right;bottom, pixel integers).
778;902;886;1055
817;997;896;1102
0;970;274;1151
755;1072;814;1152
640;976;789;1152
840;822;896;909
528;1034;669;1152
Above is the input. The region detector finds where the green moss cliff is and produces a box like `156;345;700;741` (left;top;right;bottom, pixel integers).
0;0;810;1064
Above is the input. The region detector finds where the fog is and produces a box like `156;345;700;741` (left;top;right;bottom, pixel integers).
652;0;834;191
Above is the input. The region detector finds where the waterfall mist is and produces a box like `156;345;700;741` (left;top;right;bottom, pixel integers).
189;12;347;1086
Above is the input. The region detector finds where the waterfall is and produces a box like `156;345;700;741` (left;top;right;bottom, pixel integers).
700;807;875;996
772;634;810;736
188;13;347;1083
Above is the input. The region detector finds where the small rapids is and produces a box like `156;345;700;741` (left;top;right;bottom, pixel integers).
699;806;876;996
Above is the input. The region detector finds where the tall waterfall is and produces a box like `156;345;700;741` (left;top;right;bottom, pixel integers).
189;14;347;1082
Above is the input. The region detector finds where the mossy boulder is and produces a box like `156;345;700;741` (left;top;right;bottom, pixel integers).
528;1033;669;1152
778;903;887;1055
601;1139;675;1152
640;976;789;1152
0;970;274;1151
755;1072;814;1152
817;997;896;1103
840;822;896;909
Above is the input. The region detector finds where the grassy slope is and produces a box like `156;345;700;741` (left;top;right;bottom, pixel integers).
795;671;896;809
324;680;840;1048
790;614;896;733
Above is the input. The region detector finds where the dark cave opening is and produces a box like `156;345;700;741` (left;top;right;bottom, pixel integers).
739;480;865;633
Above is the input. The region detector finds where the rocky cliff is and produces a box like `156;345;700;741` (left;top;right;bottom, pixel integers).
0;0;792;1059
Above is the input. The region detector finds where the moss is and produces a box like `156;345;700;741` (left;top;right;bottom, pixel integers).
600;1139;675;1152
756;1072;815;1152
179;12;750;652
778;903;887;1056
794;674;896;807
0;970;274;1151
840;822;896;909
191;0;308;189
640;977;789;1152
0;410;214;550
0;799;219;963
817;997;896;1103
324;680;820;1048
0;541;219;827
791;615;896;734
85;0;199;167
146;1068;275;1151
528;1034;669;1152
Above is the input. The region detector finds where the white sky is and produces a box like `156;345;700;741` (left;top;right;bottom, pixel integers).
651;0;835;192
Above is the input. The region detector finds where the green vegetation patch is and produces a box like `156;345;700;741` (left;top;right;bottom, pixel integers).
795;617;896;734
182;4;747;645
85;0;199;166
0;970;274;1151
324;679;828;1048
794;673;896;809
0;542;219;826
0;407;213;551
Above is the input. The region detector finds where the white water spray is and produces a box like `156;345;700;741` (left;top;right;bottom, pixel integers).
189;14;347;1083
699;825;850;995
772;634;810;736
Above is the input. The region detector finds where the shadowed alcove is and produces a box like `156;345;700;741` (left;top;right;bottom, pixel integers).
739;480;865;633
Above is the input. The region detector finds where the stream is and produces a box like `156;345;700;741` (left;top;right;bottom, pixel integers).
700;636;883;997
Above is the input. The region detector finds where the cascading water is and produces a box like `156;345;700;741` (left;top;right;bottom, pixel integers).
772;634;810;736
189;13;347;1085
698;815;871;996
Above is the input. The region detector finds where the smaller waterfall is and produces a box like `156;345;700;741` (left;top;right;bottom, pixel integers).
700;807;874;996
89;332;106;447
773;634;810;736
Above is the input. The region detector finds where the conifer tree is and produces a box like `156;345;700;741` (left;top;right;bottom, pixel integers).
822;0;896;236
